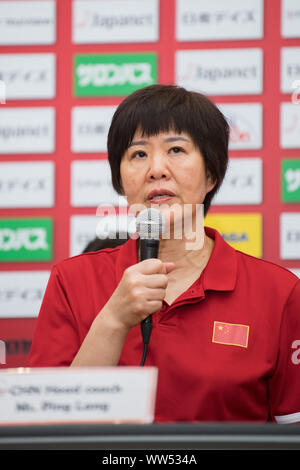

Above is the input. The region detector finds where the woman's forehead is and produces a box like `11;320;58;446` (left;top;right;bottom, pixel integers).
131;127;193;142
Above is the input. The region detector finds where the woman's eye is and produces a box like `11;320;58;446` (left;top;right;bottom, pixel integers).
170;146;184;154
132;151;146;159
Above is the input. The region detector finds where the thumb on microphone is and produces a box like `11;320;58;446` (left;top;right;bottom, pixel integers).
161;262;175;275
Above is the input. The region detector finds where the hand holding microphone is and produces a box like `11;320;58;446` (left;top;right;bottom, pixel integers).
102;209;174;364
136;208;168;365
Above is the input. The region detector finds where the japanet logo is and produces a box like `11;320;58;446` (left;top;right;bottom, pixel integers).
74;52;157;97
72;0;159;44
0;218;52;262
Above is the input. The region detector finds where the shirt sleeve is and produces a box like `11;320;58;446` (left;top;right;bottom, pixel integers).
28;265;81;367
269;279;300;424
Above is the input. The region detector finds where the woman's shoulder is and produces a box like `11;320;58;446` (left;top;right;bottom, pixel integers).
52;245;123;279
236;248;299;288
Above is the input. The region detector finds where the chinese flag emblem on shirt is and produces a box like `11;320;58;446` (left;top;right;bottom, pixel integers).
212;321;249;348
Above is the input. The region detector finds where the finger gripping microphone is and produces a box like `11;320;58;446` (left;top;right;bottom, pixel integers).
136;208;164;366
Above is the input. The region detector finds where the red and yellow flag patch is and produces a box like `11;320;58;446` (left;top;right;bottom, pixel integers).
212;321;249;348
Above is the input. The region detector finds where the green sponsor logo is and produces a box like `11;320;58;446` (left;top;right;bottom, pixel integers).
282;159;300;202
0;218;52;262
74;52;157;97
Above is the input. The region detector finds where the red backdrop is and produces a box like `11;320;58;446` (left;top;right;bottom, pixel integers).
0;0;300;368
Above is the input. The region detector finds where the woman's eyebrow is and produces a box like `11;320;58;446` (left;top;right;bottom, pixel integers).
128;140;148;147
129;136;190;147
164;136;190;143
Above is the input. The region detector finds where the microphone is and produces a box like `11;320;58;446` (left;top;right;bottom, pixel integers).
136;208;164;366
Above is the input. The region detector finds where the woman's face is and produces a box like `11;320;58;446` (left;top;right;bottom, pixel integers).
120;129;215;217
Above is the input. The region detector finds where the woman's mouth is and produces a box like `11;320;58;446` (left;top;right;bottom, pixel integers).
147;190;175;204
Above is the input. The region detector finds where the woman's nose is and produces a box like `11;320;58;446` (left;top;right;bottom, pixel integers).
147;154;170;181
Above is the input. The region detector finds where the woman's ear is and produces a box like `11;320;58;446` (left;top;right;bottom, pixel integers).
206;172;217;194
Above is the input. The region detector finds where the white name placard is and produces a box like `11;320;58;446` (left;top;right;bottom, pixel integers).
0;367;158;425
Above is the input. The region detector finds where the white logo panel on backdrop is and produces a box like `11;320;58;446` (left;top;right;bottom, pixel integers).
281;47;300;94
218;103;263;150
0;108;55;154
176;48;263;95
281;0;300;38
71;106;116;153
73;0;159;44
0;161;55;208
176;0;264;41
281;103;300;149
0;1;56;45
213;158;262;205
0;271;50;319
290;269;300;278
70;215;136;257
0;53;56;100
71;160;127;207
280;213;300;260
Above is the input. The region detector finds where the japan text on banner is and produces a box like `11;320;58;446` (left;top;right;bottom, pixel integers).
0;218;53;262
212;321;249;348
74;52;157;97
205;213;262;258
282;159;300;202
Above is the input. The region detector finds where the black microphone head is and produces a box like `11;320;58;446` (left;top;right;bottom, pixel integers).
136;208;164;240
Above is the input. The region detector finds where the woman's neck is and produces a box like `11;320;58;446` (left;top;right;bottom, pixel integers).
158;233;214;272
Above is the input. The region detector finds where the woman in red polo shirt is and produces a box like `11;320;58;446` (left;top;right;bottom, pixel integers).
29;85;300;424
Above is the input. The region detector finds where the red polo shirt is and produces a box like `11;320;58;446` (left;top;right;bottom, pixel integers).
28;227;300;423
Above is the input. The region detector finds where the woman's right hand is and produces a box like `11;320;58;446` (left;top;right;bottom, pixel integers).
101;258;175;332
71;258;175;367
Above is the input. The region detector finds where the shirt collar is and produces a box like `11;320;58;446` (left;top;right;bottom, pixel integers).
201;226;237;292
115;227;237;292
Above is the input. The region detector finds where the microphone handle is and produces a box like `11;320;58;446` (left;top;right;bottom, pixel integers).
140;238;160;261
140;238;160;351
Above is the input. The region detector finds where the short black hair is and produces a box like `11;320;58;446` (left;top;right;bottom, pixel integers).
107;84;229;215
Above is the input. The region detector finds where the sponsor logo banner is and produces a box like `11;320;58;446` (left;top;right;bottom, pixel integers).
290;268;300;278
72;0;159;44
281;47;300;94
0;1;56;45
0;53;56;100
176;0;263;41
0;107;55;154
176;48;263;95
213;158;262;205
0;318;37;367
71;106;116;153
0;218;53;262
0;161;55;208
205;213;262;258
0;79;5;104
70;215;101;257
281;0;300;38
74;52;157;97
282;159;300;202
71;160;127;207
280;103;300;149
0;271;49;318
280;213;300;259
70;214;135;257
218;103;263;149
